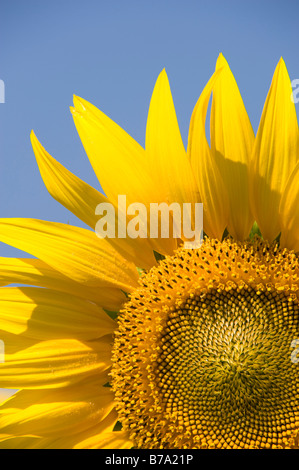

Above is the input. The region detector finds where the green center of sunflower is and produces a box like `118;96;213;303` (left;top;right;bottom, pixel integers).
111;238;299;449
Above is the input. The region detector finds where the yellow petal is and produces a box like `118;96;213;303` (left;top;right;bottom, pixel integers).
73;409;132;449
210;54;255;240
0;390;15;404
71;96;176;256
250;58;299;241
31;131;157;269
0;409;121;449
279;159;299;252
0;218;139;291
72;93;188;257
31;130;107;229
0;436;42;449
71;96;157;208
75;429;132;449
145;70;202;246
0;257;127;311
146;69;199;207
0;286;115;340
188;71;229;239
0;380;115;438
0;336;112;389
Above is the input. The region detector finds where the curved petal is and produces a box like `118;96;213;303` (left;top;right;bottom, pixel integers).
71;96;157;208
0;286;116;341
279;159;299;252
75;429;132;449
146;69;199;207
0;408;123;449
0;336;112;389
73;409;132;449
250;58;299;241
0;390;15;404
0;218;139;291
188;72;229;239
210;54;255;240
31;130;107;229
0;257;127;311
0;436;42;448
71;96;176;256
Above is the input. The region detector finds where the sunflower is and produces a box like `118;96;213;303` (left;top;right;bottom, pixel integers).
0;54;298;449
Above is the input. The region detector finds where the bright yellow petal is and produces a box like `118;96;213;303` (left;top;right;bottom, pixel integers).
188;72;229;239
279;159;299;252
0;436;42;449
0;409;122;449
0;380;115;438
31;132;157;270
210;54;255;240
71;96;176;256
250;58;299;241
0;336;112;389
73;410;132;449
0;257;127;311
75;429;132;449
146;69;199;207
0;286;115;340
49;409;128;449
0;218;139;291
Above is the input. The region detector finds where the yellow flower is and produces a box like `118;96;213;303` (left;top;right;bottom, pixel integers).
0;54;298;449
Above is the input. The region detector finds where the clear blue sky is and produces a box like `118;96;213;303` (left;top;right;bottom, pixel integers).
0;0;298;257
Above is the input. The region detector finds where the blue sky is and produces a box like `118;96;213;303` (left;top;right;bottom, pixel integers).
0;0;298;258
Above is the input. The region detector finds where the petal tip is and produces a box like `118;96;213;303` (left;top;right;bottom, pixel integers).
157;68;169;84
30;131;42;152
